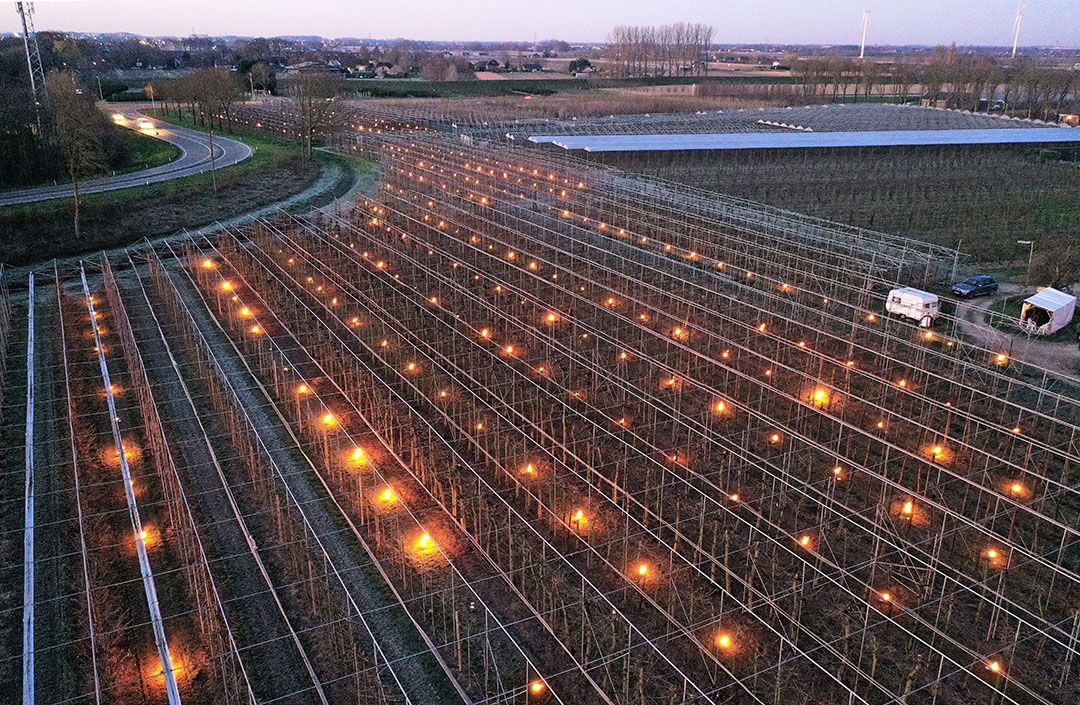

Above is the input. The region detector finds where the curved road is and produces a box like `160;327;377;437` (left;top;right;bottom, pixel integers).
0;110;252;206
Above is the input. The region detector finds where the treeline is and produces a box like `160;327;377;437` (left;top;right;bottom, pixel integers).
150;67;247;130
419;55;477;81
0;75;130;188
792;50;1079;119
607;23;715;78
153;68;346;158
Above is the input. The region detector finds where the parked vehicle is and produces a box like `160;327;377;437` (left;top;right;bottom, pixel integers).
886;287;940;327
951;275;998;298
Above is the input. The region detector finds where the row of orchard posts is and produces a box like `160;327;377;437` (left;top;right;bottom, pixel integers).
237;216;769;702
0;268;11;410
149;250;395;705
102;260;252;705
211;224;684;703
55;277;177;704
343;166;1045;703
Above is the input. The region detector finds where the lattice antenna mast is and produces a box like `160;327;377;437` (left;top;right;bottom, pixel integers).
17;2;47;104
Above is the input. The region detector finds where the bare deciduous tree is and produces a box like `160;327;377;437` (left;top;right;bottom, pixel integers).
284;73;346;159
250;61;273;94
46;71;106;240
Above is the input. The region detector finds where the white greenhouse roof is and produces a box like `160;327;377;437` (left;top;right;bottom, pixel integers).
528;128;1080;152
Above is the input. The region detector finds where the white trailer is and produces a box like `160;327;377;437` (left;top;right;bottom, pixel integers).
885;287;940;327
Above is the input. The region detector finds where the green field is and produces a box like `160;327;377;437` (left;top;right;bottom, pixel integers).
0;115;375;267
349;75;795;98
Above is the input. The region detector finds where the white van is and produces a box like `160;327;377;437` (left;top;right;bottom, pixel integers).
886;287;939;327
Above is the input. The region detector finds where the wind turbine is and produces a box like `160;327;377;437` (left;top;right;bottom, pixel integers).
859;9;870;60
1011;2;1027;58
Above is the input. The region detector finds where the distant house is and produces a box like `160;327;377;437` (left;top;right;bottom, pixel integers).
474;59;501;72
920;92;979;110
374;64;406;78
282;61;343;76
521;62;542;72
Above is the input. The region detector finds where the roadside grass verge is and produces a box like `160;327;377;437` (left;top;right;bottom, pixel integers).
117;124;183;173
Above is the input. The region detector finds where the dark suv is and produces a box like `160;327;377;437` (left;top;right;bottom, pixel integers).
951;275;998;298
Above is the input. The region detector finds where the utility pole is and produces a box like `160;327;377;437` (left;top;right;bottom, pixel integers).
1017;240;1035;285
950;239;963;282
1011;4;1025;59
859;9;870;60
208;127;218;194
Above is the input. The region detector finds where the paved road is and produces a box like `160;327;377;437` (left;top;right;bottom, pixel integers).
0;110;252;207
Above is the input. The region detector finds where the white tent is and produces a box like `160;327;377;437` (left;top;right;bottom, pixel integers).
1019;287;1076;335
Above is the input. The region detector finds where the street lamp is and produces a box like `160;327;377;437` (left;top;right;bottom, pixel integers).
1017;240;1034;285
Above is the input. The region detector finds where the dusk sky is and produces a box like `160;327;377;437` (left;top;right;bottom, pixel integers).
2;0;1077;47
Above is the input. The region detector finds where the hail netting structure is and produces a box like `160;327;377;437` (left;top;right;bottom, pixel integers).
8;96;1078;705
190;98;1080;703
